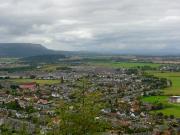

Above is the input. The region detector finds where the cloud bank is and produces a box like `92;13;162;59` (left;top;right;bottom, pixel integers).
0;0;180;53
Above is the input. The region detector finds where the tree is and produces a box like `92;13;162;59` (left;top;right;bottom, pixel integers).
52;79;110;135
19;122;29;135
30;75;36;79
60;77;64;83
0;124;11;135
169;115;174;119
10;84;19;90
56;92;108;134
0;84;3;89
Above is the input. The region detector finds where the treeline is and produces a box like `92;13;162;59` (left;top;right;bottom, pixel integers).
0;66;35;73
21;54;66;64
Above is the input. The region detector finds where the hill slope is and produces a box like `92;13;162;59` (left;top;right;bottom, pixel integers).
0;43;56;57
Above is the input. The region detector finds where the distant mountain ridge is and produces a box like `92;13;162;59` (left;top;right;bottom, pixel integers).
2;43;178;57
0;43;56;57
0;43;102;57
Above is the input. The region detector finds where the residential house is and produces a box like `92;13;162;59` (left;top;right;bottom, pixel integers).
169;96;180;103
19;82;36;91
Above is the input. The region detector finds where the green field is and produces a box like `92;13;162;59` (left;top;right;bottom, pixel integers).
89;61;161;68
147;71;180;95
142;71;180;117
10;79;61;85
41;64;61;71
40;64;68;71
142;96;168;104
142;96;180;117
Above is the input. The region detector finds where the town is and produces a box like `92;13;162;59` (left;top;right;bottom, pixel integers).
0;56;180;135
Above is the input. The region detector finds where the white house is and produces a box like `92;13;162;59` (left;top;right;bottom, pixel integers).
169;96;180;103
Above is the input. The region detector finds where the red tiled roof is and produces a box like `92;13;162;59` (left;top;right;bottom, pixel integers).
19;82;36;89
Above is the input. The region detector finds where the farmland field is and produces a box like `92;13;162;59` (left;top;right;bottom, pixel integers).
89;61;161;68
40;64;68;71
41;64;61;71
147;71;180;95
9;79;61;85
142;96;180;117
142;71;180;118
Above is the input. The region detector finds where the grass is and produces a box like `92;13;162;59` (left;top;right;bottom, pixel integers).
142;71;180;117
147;71;180;95
155;107;180;117
41;65;60;71
142;96;169;104
142;96;180;117
89;61;161;68
40;64;67;71
9;79;61;85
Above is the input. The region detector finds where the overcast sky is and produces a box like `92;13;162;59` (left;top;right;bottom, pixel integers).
0;0;180;53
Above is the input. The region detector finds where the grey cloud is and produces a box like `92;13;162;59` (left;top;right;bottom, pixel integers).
0;0;180;53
